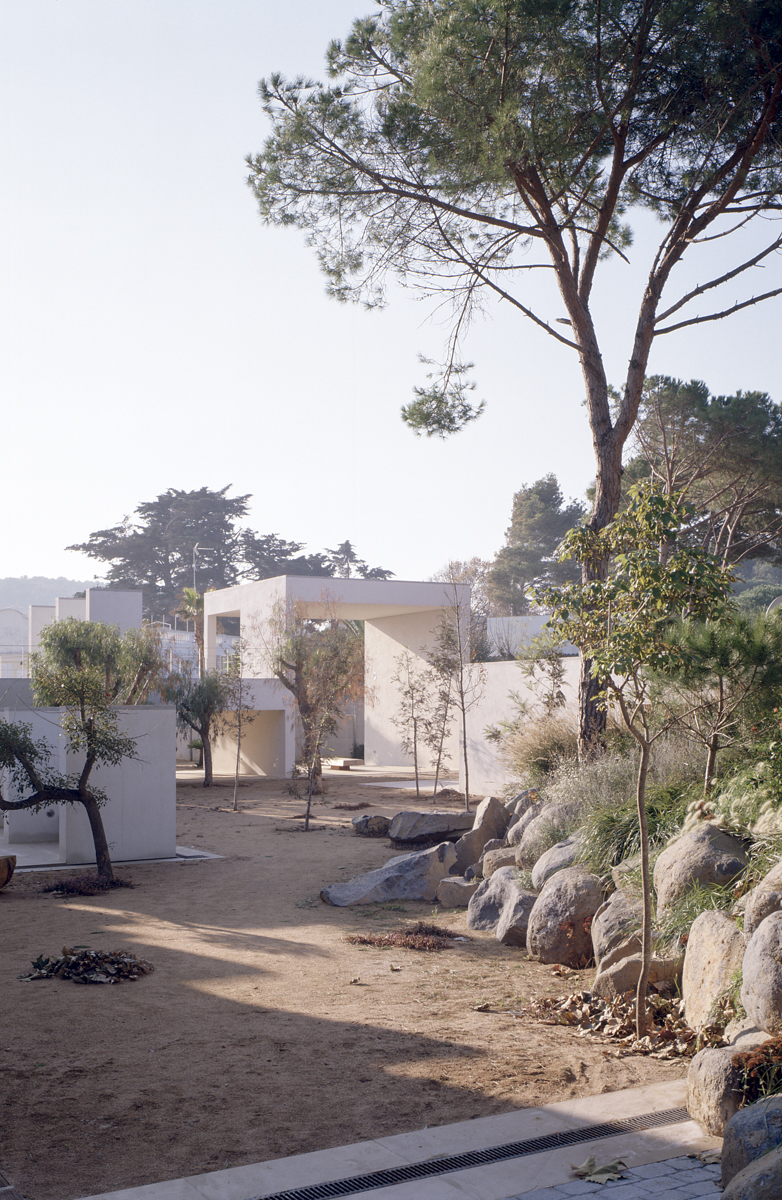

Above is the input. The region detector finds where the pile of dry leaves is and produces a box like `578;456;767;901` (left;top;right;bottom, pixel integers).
345;922;470;952
19;947;154;985
522;989;725;1059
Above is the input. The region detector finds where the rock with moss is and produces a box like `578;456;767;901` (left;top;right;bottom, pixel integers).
526;867;603;968
682;910;746;1032
653;823;748;915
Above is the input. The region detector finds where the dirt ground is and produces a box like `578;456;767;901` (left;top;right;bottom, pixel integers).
1;770;684;1200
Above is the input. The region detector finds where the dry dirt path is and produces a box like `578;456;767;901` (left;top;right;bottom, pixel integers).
0;771;682;1200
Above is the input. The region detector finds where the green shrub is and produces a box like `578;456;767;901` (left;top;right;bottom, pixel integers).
578;781;695;877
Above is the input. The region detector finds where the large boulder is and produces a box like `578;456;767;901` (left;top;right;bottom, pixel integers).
454;797;510;874
506;801;545;847
496;888;539;948
591;890;642;967
722;1147;782;1200
682;910;745;1032
466;865;536;941
686;1027;770;1136
744;861;782;940
436;876;480;908
481;847;518;878
352;814;391;837
530;834;583;891
687;1046;744;1136
722;1097;782;1188
388;809;474;843
526;867;603;968
321;842;457;906
515;802;580;869
653;824;748;914
741;911;782;1033
591;948;682;999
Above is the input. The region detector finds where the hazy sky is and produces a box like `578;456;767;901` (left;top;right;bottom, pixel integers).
3;1;781;585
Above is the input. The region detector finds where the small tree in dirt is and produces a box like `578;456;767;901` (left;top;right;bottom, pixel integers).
0;619;166;881
221;640;258;811
391;649;433;798
428;577;486;811
421;654;454;801
263;598;364;829
168;670;229;788
543;487;734;1039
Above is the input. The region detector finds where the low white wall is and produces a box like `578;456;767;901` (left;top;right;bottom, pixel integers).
2;705;176;864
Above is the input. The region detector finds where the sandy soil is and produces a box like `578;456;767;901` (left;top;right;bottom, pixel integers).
0;770;683;1200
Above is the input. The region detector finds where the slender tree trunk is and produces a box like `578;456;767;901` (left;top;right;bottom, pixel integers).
704;736;720;796
81;792;114;882
412;715;420;797
634;742;652;1041
578;656;606;762
202;728;214;787
459;700;470;813
233;705;242;812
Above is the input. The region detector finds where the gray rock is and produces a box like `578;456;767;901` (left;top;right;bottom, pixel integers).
481;847;518;878
496;889;539;947
388;809;474;843
506;801;545;847
722;1097;782;1187
351;814;391;837
526;867;603;968
436;876;480;908
321;842;457;906
744;861;782;939
591;890;642;967
510;789;542;816
687;1026;771;1136
742;911;782;1033
591;949;682;998
531;834;583;891
479;838;506;858
466;865;535;937
454;797;510;874
654;823;748;914
683;910;745;1032
515;801;581;870
687;1046;745;1135
722;1146;782;1200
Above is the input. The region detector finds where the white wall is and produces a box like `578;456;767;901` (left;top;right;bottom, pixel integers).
85;588;143;631
2;705;176;864
462;656;582;795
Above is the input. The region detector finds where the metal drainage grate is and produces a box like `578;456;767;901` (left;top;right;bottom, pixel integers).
249;1105;690;1200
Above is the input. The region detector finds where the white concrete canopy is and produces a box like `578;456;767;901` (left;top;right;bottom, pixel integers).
204;576;470;778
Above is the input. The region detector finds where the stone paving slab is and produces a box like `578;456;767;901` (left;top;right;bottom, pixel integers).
505;1156;721;1199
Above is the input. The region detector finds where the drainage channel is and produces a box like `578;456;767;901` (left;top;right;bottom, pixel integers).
248;1105;690;1200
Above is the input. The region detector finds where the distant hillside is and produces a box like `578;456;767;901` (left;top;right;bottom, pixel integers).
0;576;102;612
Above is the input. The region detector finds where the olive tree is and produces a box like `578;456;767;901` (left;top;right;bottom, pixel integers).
0;619;165;881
